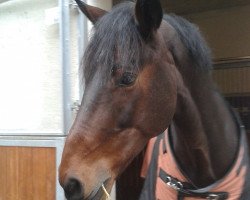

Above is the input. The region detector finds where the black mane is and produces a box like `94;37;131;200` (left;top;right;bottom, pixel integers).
164;14;212;71
83;2;212;84
83;2;144;84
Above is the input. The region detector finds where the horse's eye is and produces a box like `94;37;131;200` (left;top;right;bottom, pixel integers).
119;72;136;87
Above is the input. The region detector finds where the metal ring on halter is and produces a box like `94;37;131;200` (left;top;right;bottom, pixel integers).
206;194;219;200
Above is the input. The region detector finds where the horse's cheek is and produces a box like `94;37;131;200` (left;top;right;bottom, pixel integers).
134;64;177;136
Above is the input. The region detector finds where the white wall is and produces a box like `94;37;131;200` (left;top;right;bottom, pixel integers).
0;0;63;134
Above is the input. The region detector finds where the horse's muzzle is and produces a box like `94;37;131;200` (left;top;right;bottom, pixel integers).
63;178;84;200
62;177;110;200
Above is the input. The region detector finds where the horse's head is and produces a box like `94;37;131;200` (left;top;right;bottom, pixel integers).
59;0;177;199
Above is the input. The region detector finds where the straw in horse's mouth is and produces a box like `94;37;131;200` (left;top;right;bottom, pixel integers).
101;184;111;200
85;179;110;200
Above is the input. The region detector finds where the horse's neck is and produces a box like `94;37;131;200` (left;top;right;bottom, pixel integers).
171;70;239;187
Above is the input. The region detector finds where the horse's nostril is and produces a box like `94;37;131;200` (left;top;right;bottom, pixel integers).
63;178;84;200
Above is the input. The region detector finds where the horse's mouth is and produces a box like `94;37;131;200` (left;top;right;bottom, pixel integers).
85;179;111;200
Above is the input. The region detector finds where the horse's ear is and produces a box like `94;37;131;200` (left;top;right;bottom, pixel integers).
135;0;163;40
75;0;107;24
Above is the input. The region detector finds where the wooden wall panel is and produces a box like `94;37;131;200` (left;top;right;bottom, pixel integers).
213;67;250;95
0;147;56;200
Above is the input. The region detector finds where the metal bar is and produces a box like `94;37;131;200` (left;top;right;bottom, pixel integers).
0;138;65;147
0;132;63;136
59;0;72;135
56;139;67;200
77;2;88;99
0;0;11;4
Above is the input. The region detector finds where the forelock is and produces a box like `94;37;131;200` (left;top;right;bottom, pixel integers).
83;2;144;84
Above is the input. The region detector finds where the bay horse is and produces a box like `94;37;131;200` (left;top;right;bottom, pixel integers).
59;0;250;199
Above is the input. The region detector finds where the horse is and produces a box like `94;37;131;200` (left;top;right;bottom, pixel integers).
59;0;250;199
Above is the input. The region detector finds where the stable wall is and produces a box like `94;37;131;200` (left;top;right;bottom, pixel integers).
184;5;250;135
185;5;250;60
183;5;250;96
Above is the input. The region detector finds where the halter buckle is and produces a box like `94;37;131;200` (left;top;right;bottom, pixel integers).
166;176;183;191
206;194;219;200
